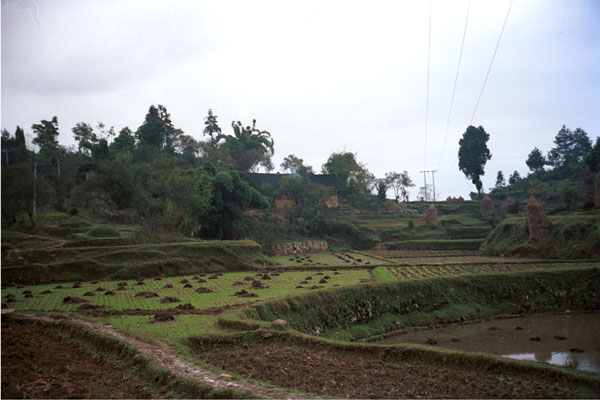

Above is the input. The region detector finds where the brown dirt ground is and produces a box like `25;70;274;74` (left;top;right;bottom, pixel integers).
202;342;591;399
1;318;153;399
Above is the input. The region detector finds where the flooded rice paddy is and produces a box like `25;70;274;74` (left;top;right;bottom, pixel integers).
381;312;600;373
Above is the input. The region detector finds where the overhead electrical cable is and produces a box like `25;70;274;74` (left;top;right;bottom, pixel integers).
470;0;514;124
423;0;432;171
437;0;471;170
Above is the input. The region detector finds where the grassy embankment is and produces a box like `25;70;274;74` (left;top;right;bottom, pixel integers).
1;217;266;285
238;266;600;341
481;215;600;259
348;202;491;251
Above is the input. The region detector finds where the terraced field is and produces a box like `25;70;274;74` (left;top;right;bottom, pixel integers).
371;262;599;282
2;269;372;313
270;251;386;267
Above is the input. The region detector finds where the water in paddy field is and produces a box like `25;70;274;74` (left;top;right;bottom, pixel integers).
381;312;600;373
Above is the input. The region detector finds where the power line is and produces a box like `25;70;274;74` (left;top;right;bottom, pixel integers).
423;0;432;171
471;0;514;124
437;0;471;170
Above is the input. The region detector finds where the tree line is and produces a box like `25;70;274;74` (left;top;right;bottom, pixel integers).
1;105;418;239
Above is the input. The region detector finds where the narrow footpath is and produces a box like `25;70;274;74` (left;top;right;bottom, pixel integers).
20;313;304;399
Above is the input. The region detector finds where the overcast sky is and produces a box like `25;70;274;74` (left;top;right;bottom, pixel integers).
2;0;599;199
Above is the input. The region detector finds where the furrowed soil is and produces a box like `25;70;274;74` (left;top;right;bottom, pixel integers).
202;342;594;399
1;318;152;399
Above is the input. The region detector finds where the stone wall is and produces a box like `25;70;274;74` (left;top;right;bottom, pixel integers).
266;240;329;256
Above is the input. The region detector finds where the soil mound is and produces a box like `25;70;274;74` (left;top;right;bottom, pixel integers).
233;281;245;286
5;293;17;302
195;287;212;294
183;283;193;288
40;290;53;294
163;284;173;288
151;312;175;323
82;292;95;297
104;290;115;295
234;290;258;298
63;296;88;304
175;303;196;310
251;281;269;289
160;296;181;303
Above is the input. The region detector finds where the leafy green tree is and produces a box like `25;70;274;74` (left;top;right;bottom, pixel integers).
584;137;600;173
528;179;549;196
458;125;492;194
205;169;269;239
494;171;505;188
135;105;180;153
176;134;201;165
1;127;29;164
280;154;313;174
547;126;592;168
72;122;97;155
526;147;546;172
110;127;136;154
32;116;60;156
384;171;414;202
203;109;221;144
217;120;274;172
167;170;213;236
1;161;35;224
508;170;521;185
376;179;387;202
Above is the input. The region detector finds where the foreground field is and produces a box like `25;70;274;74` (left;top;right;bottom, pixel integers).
1;318;153;399
3;234;600;399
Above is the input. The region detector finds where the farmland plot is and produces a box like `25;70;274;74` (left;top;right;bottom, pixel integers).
2;269;371;313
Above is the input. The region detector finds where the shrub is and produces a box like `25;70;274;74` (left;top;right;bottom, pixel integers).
59;216;92;228
86;224;121;238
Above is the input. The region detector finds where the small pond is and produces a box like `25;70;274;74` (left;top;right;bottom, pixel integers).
380;312;600;373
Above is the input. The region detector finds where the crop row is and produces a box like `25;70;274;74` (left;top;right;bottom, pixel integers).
2;269;372;313
376;262;598;282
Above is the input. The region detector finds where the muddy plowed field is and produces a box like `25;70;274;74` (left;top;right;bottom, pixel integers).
201;342;590;398
1;318;152;399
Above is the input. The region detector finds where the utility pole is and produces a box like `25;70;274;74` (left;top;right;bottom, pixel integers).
33;161;38;216
421;170;438;202
430;170;437;202
421;170;428;202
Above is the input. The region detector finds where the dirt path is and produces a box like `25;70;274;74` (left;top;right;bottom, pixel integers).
19;313;303;399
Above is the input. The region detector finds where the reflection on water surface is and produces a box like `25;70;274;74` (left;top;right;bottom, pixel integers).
381;312;600;373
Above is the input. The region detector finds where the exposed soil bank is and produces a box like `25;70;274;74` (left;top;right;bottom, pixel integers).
380;312;600;373
199;340;594;398
1;317;152;399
